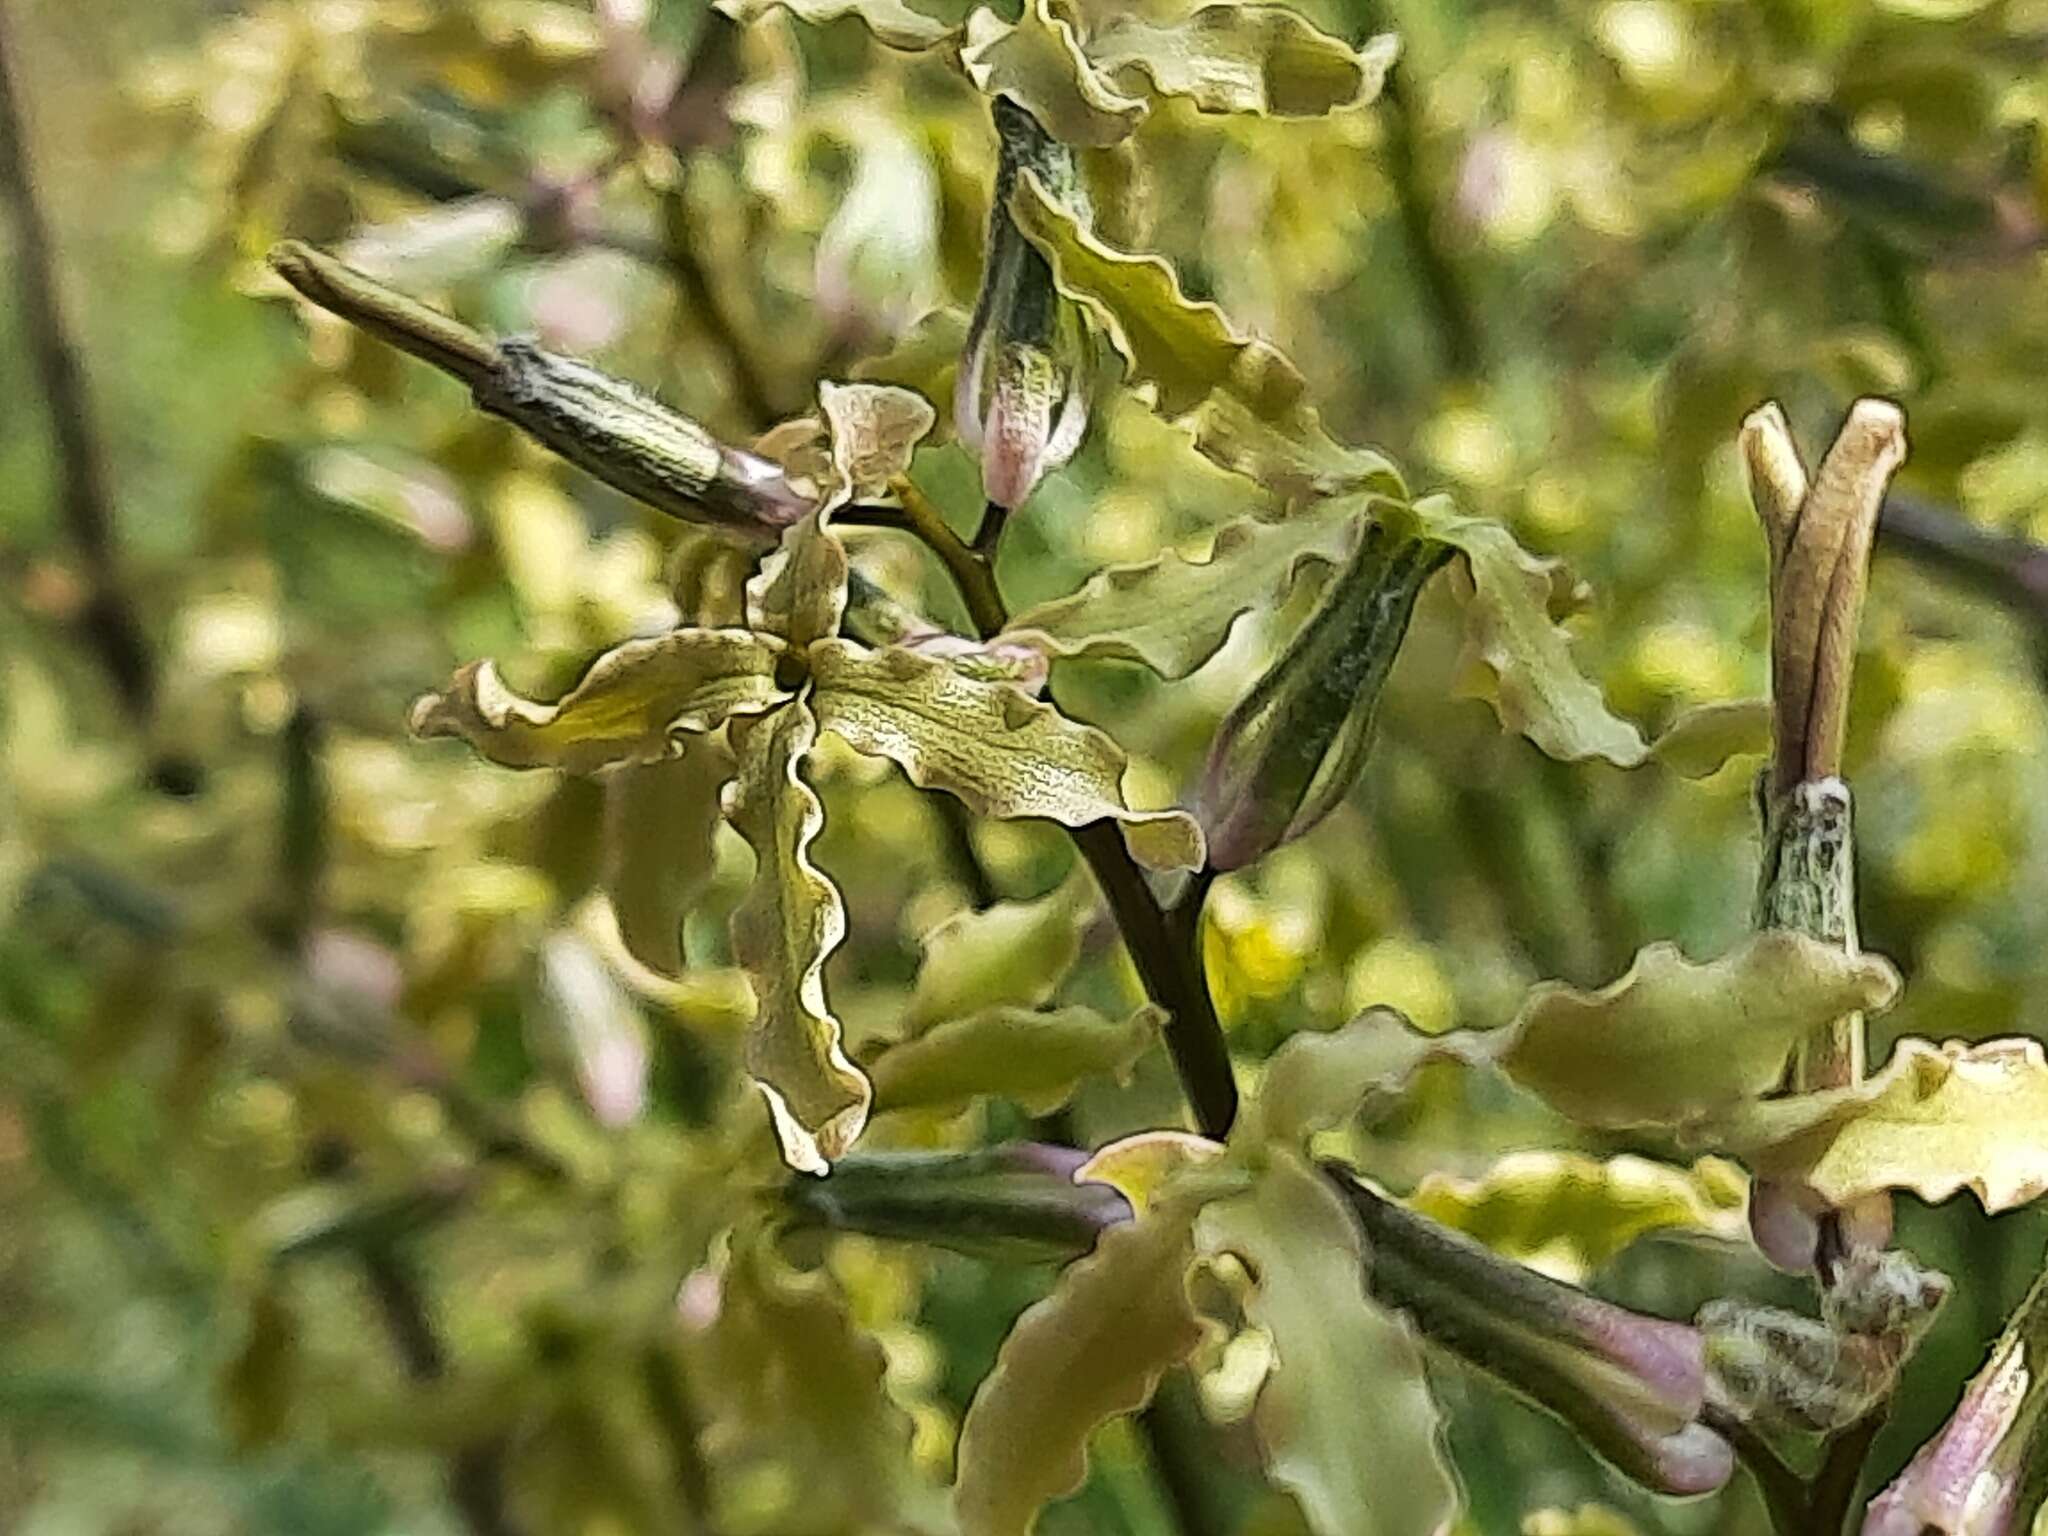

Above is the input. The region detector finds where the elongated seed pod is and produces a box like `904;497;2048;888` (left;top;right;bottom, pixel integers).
270;242;809;537
475;341;809;532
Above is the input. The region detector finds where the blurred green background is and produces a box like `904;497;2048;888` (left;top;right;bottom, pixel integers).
6;0;2048;1532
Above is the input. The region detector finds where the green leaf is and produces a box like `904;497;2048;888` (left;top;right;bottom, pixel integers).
1197;1151;1460;1536
1408;1153;1748;1283
748;510;851;651
724;702;871;1174
409;630;788;774
1010;168;1312;422
905;876;1090;1030
953;1202;1205;1536
1085;9;1398;119
1496;933;1901;1131
1416;501;1769;774
870;1003;1163;1115
1736;1037;2048;1213
961;0;1146;148
998;496;1373;679
715;0;958;49
808;638;1204;872
601;737;734;978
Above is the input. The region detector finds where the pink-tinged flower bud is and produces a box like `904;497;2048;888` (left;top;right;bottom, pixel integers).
1198;523;1447;871
1864;1267;2048;1536
1333;1166;1734;1497
785;1145;1132;1262
956;98;1092;511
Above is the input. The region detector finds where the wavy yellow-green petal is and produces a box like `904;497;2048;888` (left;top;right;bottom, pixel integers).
687;1229;914;1532
1197;1150;1460;1536
1498;933;1901;1132
870;1003;1163;1116
961;0;1146;147
715;0;956;49
723;702;871;1174
819;379;938;501
953;1203;1204;1536
1245;1006;1487;1150
906;875;1090;1031
747;510;851;651
999;496;1374;680
1009;169;1311;423
409;629;788;775
1408;1152;1749;1284
1184;390;1405;509
1736;1037;2048;1213
1087;8;1397;119
853;308;971;438
602;736;734;978
1076;1130;1229;1217
1416;499;1767;774
809;638;1204;871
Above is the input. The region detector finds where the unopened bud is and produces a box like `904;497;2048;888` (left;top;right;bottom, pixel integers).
1198;523;1447;871
956;98;1092;510
1864;1267;2048;1536
784;1144;1132;1262
1333;1167;1733;1497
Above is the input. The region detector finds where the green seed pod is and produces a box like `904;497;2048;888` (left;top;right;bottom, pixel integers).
269;241;811;537
1197;520;1446;871
957;97;1093;510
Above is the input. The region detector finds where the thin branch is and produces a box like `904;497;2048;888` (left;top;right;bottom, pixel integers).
657;187;780;429
1704;1406;1809;1536
1375;61;1481;378
1809;1406;1889;1535
640;1342;719;1535
360;1248;527;1536
0;7;157;724
1879;491;2048;639
972;499;1009;557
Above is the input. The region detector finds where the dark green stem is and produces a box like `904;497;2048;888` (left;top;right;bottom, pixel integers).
1809;1407;1888;1535
1377;62;1481;378
893;480;1238;1138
